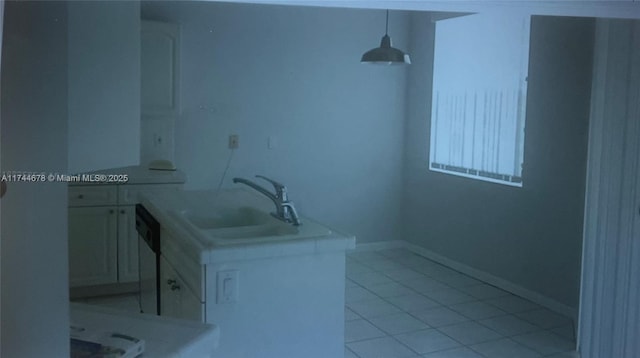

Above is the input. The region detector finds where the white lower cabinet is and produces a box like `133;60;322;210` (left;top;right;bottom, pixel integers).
117;206;138;283
68;206;118;287
69;183;182;289
160;256;204;322
68;202;137;287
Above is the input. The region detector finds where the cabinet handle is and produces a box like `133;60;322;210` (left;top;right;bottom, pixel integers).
167;279;180;291
120;210;125;214
77;194;84;199
109;209;115;214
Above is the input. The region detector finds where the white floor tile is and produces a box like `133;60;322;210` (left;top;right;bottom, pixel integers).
550;324;576;341
347;297;403;318
386;293;441;313
470;338;542;358
421;347;485;358
437;321;503;345
367;282;417;298
348;261;376;275
346;286;379;303
346;278;360;288
403;278;452;294
422;288;476;305
345;319;387;343
345;347;360;358
348;251;388;263
368;259;408;273
343;248;577;358
395;329;461;354
435;273;482;288
348;337;418;358
515;308;573;329
378;248;417;260
416;265;459;278
478;314;542;336
544;351;580;358
346;307;362;321
399;256;439;270
384;269;428;284
349;271;395;287
411;307;470;328
511;330;576;355
483;294;540;313
460;284;510;300
449;301;507;320
369;312;430;335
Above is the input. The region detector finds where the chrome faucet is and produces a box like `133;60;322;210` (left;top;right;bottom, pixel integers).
232;175;301;226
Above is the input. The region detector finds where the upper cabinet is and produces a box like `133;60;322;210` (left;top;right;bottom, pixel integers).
67;1;141;173
142;20;181;117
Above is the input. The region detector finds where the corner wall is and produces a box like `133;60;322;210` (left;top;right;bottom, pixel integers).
1;1;69;355
403;13;594;310
141;2;410;243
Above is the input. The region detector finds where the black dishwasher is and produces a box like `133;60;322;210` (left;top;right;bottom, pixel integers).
135;204;161;315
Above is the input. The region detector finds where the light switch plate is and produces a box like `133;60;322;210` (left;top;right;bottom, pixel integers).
216;270;239;304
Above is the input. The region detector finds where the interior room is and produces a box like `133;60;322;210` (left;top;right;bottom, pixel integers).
1;1;638;357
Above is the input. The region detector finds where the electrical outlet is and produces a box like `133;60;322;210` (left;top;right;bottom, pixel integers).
217;270;239;304
228;134;239;149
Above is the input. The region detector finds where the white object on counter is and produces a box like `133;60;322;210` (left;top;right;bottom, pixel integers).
148;159;177;171
70;303;219;357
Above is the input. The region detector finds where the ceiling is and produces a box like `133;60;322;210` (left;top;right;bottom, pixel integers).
214;0;640;19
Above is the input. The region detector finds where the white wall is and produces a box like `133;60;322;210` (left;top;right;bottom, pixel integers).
204;252;346;357
67;1;141;174
1;2;69;356
141;1;409;243
403;13;594;310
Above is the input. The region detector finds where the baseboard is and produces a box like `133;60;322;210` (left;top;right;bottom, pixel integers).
356;240;579;324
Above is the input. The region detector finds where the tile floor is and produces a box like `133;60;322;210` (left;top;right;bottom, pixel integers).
345;248;578;358
75;248;579;358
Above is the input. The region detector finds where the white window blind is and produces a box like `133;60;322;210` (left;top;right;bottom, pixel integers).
429;13;530;186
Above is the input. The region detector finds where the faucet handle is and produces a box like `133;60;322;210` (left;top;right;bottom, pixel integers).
255;175;287;198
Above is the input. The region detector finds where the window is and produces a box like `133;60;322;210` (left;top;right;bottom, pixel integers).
429;12;531;187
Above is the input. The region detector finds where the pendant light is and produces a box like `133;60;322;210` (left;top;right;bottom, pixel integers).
361;10;411;65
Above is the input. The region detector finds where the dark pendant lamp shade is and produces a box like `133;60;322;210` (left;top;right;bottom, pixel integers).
361;10;411;65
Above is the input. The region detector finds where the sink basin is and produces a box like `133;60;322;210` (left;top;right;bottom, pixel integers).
170;205;332;246
183;207;273;230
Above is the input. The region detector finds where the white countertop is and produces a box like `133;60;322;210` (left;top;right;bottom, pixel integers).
140;188;356;264
70;303;219;357
70;165;187;185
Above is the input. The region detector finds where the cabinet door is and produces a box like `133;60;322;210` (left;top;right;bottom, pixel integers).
160;256;204;322
117;206;138;283
69;207;118;287
67;1;140;173
141;20;180;116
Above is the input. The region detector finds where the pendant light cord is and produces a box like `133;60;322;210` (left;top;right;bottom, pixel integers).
385;9;389;35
